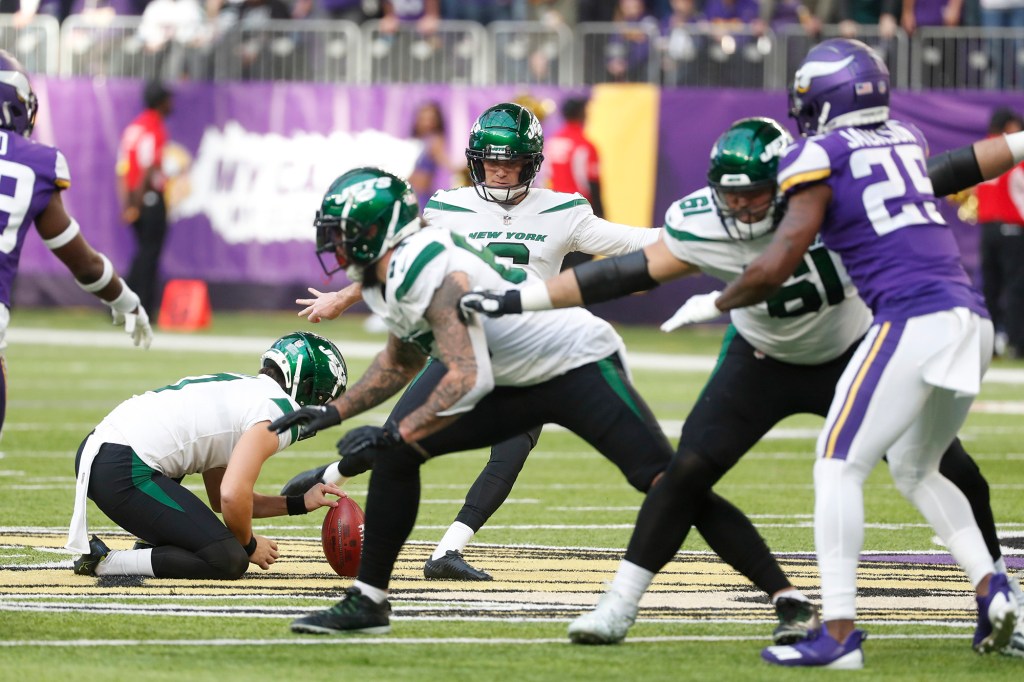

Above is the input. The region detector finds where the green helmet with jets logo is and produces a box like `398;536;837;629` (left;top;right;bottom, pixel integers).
314;167;421;281
706;117;793;240
261;331;348;407
466;102;545;203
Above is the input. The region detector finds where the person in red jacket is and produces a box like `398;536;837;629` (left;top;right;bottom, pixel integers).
975;106;1024;357
116;81;173;317
547;96;604;268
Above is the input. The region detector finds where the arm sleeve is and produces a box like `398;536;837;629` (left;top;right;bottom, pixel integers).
927;144;984;198
570;209;662;256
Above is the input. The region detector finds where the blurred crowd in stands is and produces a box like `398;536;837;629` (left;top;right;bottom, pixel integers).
5;0;1021;36
2;0;1021;87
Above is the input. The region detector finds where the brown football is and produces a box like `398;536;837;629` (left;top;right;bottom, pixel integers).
321;496;364;578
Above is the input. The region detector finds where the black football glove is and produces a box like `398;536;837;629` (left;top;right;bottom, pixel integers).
268;404;341;440
336;422;403;456
459;289;522;318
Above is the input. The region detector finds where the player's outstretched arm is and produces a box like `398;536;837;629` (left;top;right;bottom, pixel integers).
270;333;426;440
460;240;699;317
928;130;1024;197
36;192;153;348
296;282;364;323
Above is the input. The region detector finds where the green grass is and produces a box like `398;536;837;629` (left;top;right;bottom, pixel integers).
1;308;1023;680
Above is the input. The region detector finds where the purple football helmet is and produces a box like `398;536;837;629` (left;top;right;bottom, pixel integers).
789;38;890;137
0;50;37;138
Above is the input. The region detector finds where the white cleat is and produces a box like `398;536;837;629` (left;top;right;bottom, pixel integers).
568;590;638;645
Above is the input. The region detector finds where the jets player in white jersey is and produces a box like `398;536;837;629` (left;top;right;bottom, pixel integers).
281;102;658;581
67;332;348;580
462;115;1024;657
267;167;671;635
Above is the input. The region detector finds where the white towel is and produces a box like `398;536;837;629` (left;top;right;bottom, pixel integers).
919;307;984;397
65;424;128;554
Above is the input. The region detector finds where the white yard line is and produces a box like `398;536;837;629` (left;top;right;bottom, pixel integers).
10;327;1024;384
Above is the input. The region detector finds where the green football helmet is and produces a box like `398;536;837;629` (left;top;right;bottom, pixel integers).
261;331;348;407
314;167;421;282
466;102;545;203
707;117;794;240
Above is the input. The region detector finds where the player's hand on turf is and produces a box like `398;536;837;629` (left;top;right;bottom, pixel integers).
112;305;154;349
268;404;341;440
304;482;346;510
660;291;723;332
249;535;279;570
459;289;522;318
336;422;403;456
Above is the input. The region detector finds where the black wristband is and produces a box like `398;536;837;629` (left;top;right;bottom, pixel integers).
243;536;258;556
286;494;308;516
504;290;523;314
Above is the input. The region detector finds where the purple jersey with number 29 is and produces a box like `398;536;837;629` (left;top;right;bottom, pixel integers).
0;130;70;306
776;119;986;323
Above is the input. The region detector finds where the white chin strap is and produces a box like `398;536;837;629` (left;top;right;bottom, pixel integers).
484;183;528;203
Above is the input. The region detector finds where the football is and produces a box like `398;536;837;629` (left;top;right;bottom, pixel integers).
321;495;365;578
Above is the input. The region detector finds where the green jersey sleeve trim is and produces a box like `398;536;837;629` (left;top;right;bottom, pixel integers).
396;242;447;302
664;223;721;243
271;398;299;443
539;198;589;214
425;199;476;213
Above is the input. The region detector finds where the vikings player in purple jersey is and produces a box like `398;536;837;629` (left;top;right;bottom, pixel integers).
0;51;153;435
708;39;1016;668
461;38;1024;670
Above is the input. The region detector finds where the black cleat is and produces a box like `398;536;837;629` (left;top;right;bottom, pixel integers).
772;597;821;645
73;535;110;576
280;463;331;496
132;539;155;551
423;550;493;581
290;587;392;635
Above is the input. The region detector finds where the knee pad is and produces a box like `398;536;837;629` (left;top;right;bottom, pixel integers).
196;538;250;580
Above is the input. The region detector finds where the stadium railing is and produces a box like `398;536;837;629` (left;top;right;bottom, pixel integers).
0;15;1021;91
0;14;59;76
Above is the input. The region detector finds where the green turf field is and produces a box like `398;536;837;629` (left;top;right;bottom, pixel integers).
1;308;1022;680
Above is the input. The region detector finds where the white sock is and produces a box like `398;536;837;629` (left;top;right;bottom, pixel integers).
353;580;388;604
431;522;474;561
95;549;155;577
771;589;809;605
609;561;654;605
322;462;343;485
994;557;1008;576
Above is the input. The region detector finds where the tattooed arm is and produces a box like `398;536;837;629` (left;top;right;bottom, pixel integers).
396;271;494;444
332;332;427;421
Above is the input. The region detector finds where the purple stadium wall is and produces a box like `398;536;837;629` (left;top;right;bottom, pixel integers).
14;80;1024;324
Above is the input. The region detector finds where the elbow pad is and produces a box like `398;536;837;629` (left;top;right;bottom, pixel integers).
928;145;983;198
574;250;659;306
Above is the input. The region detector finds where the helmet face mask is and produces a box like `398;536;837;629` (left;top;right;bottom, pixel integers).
0;50;37;138
466;103;544;203
261;331;348;407
789;38;890;137
707;117;793;240
315;168;421;282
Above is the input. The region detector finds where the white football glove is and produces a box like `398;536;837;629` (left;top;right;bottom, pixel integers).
660;291;723;332
112;305;153;349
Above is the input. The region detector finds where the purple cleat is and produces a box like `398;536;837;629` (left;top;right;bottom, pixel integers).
762;627;867;670
974;573;1019;654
